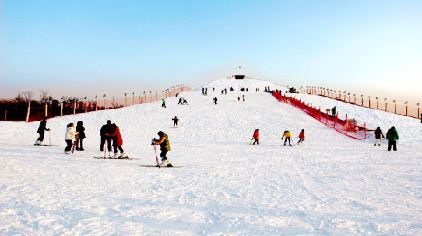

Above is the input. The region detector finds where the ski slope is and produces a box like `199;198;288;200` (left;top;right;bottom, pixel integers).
0;79;421;235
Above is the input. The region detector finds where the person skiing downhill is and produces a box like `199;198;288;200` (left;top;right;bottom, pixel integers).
172;116;179;127
152;131;172;167
252;129;259;145
282;130;293;146
64;123;78;154
386;126;399;151
35;116;50;145
107;123;128;159
297;129;305;144
75;121;86;151
374;127;385;146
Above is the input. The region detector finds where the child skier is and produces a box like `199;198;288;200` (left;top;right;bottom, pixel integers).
386;126;399;151
374;127;385;146
172;116;179;127
282;130;293;146
297;129;305;144
64;123;78;154
252;129;259;145
75;121;86;151
107;123;127;158
152;131;172;167
35;116;50;145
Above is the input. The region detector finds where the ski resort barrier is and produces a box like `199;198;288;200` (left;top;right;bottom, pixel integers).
0;85;191;122
272;90;368;140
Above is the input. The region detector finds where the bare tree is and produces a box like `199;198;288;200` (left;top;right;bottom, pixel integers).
39;89;50;103
15;91;34;103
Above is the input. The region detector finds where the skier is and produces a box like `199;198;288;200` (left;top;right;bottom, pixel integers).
107;123;127;158
386;126;399;151
178;97;183;105
213;97;218;105
100;120;113;154
374;127;385;146
297;129;305;144
237;97;240;101
172;116;179;127
242;95;245;102
75;121;86;151
282;130;293;146
161;99;166;108
35;116;50;145
152;131;172;167
64;123;78;154
252;129;259;145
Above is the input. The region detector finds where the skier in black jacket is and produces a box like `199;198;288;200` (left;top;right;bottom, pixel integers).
76;121;86;151
374;127;385;146
35;117;50;145
100;120;113;153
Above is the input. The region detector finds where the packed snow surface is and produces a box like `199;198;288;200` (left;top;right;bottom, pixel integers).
0;79;421;235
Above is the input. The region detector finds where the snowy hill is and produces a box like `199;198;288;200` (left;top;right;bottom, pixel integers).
0;79;421;235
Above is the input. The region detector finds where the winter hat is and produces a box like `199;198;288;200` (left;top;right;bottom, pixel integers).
157;131;164;136
107;120;111;125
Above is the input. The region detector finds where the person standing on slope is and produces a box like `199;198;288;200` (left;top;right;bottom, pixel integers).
252;129;259;145
374;127;385;146
161;99;166;108
75;121;86;151
213;97;218;105
297;129;305;145
282;130;293;146
107;123;128;158
64;123;78;154
172;116;179;127
35;116;50;145
386;126;399;151
152;131;172;167
100;120;113;154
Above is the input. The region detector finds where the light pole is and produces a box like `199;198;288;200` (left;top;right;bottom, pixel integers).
368;96;371;108
360;94;363;106
384;98;387;111
353;94;356;104
393;100;397;114
103;94;106;109
124;92;127;107
404;101;408;116
132;92;135;105
376;97;379;109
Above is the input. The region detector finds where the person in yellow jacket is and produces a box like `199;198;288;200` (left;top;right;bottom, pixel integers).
152;131;172;167
282;130;293;146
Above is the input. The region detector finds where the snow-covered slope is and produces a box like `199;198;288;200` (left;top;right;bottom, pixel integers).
287;93;422;146
0;79;421;235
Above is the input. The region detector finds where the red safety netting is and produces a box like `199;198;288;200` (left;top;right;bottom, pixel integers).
272;91;368;140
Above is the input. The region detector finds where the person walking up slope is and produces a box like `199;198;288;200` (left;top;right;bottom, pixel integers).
252;129;259;145
64;123;78;154
35;116;50;145
152;131;172;167
172;116;179;127
161;99;166;108
374;127;385;146
386;126;399;151
297;129;305;145
282;130;293;146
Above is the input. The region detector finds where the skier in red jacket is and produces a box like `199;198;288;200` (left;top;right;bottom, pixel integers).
107;124;128;159
297;129;305;145
252;129;260;145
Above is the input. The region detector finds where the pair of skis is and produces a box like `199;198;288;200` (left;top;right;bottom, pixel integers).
140;144;178;168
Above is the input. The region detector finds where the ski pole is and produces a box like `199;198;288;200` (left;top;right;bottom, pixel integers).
48;130;51;146
249;138;254;145
153;144;160;168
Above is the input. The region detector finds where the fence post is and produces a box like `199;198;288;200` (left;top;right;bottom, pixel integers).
404;101;408;116
364;123;367;139
368;96;371;108
25;101;31;122
393;100;396;114
4;110;7;121
417;103;420;119
60;102;63;116
384;98;387;111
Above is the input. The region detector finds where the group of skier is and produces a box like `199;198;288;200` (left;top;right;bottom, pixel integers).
250;129;306;146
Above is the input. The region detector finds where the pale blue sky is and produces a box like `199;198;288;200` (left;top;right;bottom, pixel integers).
1;0;421;101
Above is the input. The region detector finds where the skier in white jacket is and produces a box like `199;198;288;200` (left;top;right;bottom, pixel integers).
65;123;78;154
